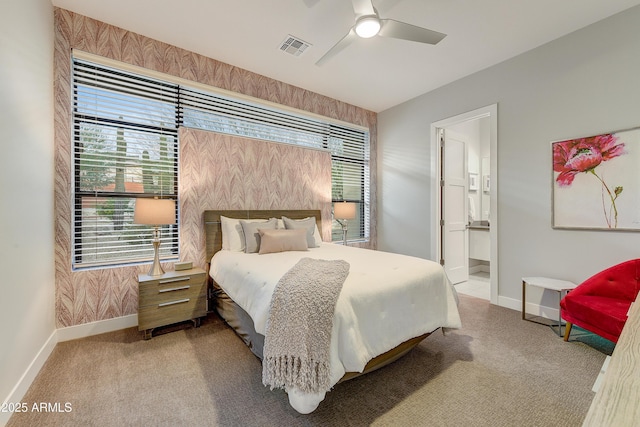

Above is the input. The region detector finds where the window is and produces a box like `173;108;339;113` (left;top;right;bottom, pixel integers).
180;87;370;242
72;55;370;268
328;126;369;242
72;59;179;268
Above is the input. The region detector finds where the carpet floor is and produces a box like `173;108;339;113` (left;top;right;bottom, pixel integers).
6;295;613;427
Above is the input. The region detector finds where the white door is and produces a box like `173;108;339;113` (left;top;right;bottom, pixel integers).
441;129;468;284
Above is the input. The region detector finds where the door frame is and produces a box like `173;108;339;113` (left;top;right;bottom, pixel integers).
430;104;498;304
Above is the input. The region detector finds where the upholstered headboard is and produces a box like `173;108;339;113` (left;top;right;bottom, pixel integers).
204;209;322;264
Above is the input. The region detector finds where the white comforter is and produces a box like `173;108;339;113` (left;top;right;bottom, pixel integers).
210;243;461;413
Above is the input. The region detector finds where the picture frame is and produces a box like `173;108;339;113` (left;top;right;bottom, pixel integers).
469;173;478;191
552;126;640;231
482;175;490;193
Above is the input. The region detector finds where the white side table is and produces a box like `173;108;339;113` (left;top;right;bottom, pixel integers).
522;276;577;336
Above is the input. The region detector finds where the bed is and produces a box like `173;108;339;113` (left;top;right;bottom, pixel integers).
204;209;461;413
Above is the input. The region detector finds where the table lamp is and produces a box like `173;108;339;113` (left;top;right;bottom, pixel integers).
134;198;176;276
334;201;356;246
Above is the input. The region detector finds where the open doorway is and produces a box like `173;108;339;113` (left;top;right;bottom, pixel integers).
430;104;498;304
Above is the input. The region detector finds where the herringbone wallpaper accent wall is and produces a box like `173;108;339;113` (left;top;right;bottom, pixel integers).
53;8;376;328
179;128;333;268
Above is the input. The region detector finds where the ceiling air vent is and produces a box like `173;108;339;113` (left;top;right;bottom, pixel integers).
279;35;311;57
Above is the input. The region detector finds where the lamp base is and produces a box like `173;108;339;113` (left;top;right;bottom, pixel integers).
340;221;348;247
148;239;165;276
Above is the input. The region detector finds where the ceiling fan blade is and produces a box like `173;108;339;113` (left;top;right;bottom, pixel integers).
351;0;376;17
316;28;357;66
378;19;446;45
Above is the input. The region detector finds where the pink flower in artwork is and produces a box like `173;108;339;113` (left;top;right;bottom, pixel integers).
553;133;626;228
553;134;625;186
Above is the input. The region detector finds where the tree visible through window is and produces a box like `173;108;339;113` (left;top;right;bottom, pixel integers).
72;56;370;269
72;59;179;268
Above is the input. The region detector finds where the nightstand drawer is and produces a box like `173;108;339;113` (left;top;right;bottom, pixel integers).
138;296;206;330
139;273;206;307
137;267;208;337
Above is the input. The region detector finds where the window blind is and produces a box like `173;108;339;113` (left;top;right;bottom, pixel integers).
328;124;369;241
72;59;179;268
71;55;370;269
180;87;370;241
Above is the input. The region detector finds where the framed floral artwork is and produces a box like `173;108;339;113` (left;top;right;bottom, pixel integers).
552;127;640;230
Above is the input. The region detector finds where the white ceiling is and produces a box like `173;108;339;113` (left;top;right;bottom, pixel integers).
51;0;640;112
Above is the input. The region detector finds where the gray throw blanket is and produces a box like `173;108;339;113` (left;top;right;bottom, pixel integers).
262;258;350;394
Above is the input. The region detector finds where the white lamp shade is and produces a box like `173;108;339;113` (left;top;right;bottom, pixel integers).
134;198;176;225
334;202;356;220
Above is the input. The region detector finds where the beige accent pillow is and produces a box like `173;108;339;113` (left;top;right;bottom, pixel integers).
258;228;309;254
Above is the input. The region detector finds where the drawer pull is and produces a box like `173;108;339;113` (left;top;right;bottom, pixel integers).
159;276;191;284
159;285;190;293
158;298;190;307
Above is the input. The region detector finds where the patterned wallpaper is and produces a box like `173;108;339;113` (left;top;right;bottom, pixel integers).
179;128;332;267
53;8;377;327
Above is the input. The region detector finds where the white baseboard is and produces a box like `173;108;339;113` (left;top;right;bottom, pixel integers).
497;295;521;312
57;314;138;342
2;314;139;427
1;330;57;427
498;295;560;321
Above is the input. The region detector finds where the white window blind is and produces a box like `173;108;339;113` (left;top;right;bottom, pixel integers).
71;55;370;268
328;125;369;242
72;59;179;268
180;87;370;241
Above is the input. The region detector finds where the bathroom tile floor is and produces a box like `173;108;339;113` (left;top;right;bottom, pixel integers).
455;271;490;300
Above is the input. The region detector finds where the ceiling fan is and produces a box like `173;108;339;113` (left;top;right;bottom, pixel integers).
315;0;446;66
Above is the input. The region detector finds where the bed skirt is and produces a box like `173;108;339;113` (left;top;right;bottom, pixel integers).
213;281;265;359
211;281;431;383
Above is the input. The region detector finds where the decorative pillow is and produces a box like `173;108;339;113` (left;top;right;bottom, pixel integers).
282;216;322;247
258;228;308;254
220;216;244;252
220;216;271;252
240;218;277;253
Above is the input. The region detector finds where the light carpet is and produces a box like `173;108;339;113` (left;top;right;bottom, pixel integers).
6;295;612;426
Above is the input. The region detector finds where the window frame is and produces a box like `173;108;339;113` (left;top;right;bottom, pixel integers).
71;52;371;270
179;85;371;243
71;58;180;269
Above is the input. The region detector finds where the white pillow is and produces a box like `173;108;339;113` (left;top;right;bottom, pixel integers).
220;216;243;251
282;216;322;247
221;216;271;252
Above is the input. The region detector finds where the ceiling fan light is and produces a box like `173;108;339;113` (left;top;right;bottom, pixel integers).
355;16;381;38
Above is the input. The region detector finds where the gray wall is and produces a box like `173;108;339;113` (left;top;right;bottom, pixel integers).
378;6;640;304
0;0;56;415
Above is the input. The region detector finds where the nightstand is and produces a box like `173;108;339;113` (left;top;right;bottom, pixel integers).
138;267;207;339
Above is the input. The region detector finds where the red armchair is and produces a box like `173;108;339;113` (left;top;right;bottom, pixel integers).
561;259;640;343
